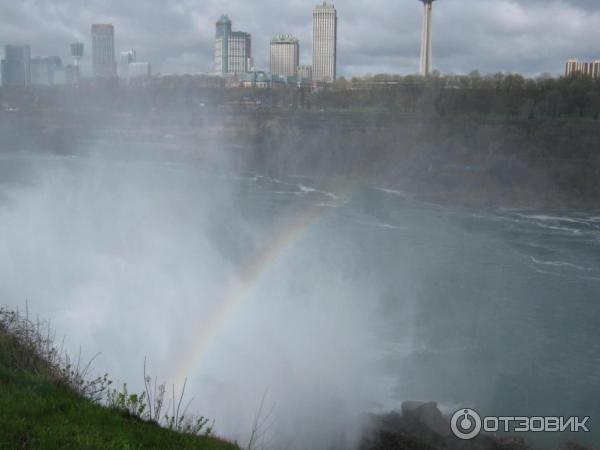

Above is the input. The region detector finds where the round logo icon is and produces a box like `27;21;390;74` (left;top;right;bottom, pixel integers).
451;408;482;440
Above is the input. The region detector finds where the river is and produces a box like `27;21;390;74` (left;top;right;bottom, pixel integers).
0;148;598;448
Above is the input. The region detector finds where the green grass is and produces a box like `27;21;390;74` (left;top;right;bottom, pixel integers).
0;331;239;450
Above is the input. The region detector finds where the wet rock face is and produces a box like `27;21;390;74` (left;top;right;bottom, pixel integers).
360;402;538;450
400;401;450;438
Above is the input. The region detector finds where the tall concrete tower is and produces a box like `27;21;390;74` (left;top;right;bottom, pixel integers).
419;0;436;76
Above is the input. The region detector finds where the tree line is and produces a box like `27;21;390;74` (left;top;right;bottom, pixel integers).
2;72;600;120
315;72;600;119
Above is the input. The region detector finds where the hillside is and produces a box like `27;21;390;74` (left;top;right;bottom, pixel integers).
0;324;239;450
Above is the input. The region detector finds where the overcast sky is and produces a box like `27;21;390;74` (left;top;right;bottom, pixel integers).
1;0;599;77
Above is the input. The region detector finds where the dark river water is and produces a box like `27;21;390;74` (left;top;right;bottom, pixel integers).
1;149;599;448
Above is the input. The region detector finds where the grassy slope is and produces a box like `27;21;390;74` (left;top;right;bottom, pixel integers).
0;331;239;450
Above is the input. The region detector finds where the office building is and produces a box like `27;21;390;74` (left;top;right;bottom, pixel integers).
128;62;151;80
215;16;251;75
565;59;600;78
92;24;116;78
1;45;31;87
298;64;313;80
215;15;232;74
30;56;62;86
270;35;299;77
119;49;137;79
312;2;337;82
228;31;252;74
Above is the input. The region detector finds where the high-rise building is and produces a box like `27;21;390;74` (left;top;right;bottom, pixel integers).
1;45;31;87
565;59;578;77
228;31;252;75
119;49;137;79
312;2;337;82
215;15;232;75
92;24;116;78
565;59;600;78
216;15;232;40
298;64;313;80
214;16;251;75
215;37;227;74
270;35;299;77
418;0;436;76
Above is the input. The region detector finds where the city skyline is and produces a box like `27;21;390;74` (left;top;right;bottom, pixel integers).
0;0;599;78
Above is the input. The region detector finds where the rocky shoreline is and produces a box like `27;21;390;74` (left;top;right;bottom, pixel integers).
360;402;595;450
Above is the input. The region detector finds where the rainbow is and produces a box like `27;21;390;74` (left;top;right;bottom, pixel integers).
174;200;334;384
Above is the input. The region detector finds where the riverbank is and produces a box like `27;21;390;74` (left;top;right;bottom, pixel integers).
2;109;598;209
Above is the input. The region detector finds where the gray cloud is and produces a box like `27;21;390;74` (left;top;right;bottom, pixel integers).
1;0;599;77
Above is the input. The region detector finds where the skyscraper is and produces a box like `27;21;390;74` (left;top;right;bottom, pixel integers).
1;45;31;87
270;35;299;77
92;24;116;78
418;0;436;76
216;15;232;39
214;16;251;75
228;32;252;74
312;2;337;82
215;15;232;75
